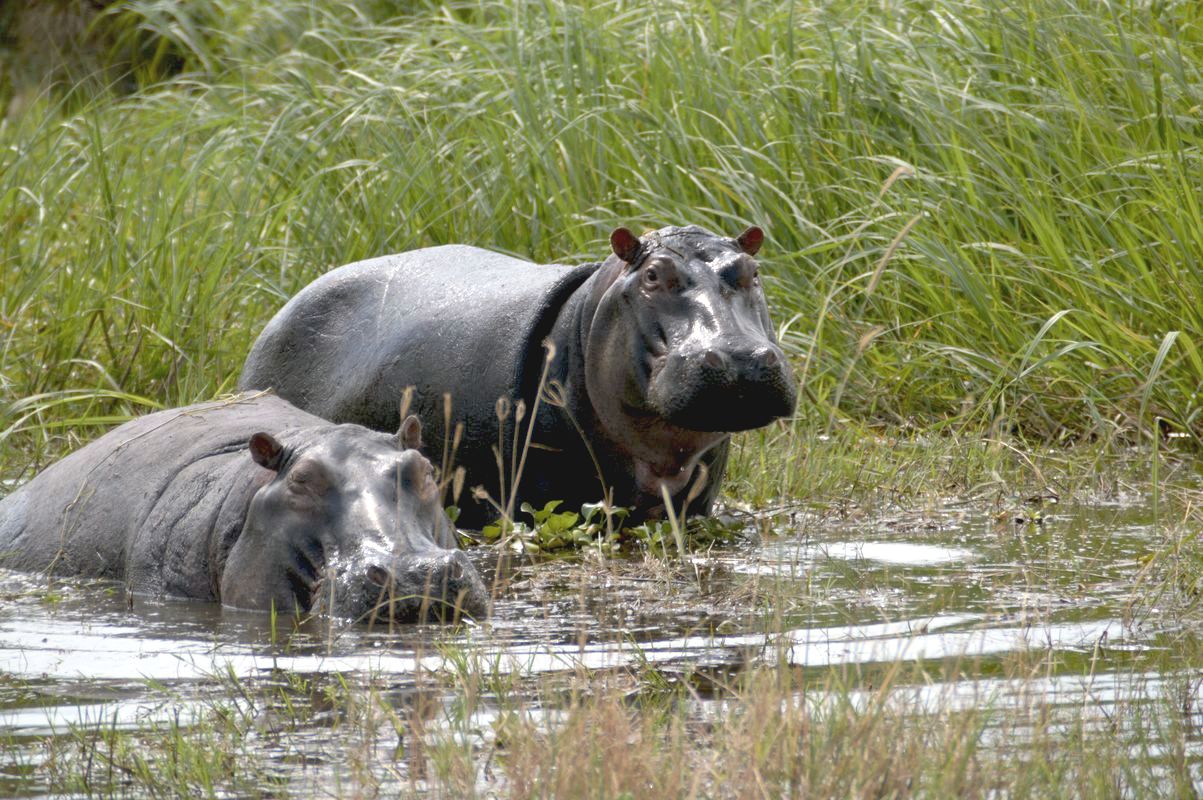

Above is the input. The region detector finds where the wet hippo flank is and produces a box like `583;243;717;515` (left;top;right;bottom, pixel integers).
0;394;488;623
239;225;797;527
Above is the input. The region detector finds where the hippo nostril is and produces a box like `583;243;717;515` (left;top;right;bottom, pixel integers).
367;564;392;588
759;348;779;368
703;350;726;371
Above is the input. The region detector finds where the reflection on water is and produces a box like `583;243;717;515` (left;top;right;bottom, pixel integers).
729;540;977;577
820;540;976;565
0;500;1194;794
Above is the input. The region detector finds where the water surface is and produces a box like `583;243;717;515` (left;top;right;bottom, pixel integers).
0;499;1195;795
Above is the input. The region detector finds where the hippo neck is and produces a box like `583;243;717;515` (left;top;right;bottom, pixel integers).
209;426;332;609
545;256;724;505
208;456;278;602
546;258;678;493
543;256;622;426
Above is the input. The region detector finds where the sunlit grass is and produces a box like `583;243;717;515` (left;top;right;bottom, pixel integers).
3;0;1203;474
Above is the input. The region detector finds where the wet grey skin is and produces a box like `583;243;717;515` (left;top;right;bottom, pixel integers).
239;225;797;528
0;395;488;624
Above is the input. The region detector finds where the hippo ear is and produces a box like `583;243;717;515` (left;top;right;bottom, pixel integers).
396;414;423;450
736;226;764;256
249;432;284;472
610;227;643;265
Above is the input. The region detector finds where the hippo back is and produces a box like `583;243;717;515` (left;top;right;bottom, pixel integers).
240;245;598;451
0;395;327;598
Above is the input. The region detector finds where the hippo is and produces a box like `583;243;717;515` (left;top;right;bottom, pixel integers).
239;225;797;528
0;394;488;623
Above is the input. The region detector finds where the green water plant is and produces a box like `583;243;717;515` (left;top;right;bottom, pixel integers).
475;499;745;557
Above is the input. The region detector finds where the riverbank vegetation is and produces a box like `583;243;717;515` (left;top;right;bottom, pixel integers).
22;653;1203;798
4;0;1203;467
3;0;1203;795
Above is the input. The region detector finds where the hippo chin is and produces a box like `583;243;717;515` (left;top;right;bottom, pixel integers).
0;395;488;624
240;225;797;527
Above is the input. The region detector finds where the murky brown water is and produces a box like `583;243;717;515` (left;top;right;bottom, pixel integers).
1;499;1198;795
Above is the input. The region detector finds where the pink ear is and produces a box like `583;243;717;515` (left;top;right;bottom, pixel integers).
396;414;422;450
249;432;284;471
610;227;643;264
736;226;764;256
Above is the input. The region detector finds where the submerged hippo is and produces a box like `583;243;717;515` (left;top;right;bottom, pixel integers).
0;394;488;623
240;225;796;527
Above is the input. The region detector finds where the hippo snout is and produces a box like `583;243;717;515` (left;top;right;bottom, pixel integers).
651;341;796;432
366;550;489;623
313;548;489;623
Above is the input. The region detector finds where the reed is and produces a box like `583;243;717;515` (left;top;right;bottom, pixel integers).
3;0;1202;475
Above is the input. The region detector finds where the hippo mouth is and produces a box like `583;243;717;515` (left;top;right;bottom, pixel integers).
284;542;324;613
311;576;486;624
648;355;797;433
660;382;796;432
634;458;697;499
359;587;482;625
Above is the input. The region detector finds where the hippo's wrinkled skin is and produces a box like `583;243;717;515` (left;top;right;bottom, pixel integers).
240;225;796;527
0;395;488;623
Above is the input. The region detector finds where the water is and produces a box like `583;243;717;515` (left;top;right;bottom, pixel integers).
0;500;1197;795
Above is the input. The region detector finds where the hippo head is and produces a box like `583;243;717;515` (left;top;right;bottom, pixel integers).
584;225;797;497
220;416;488;624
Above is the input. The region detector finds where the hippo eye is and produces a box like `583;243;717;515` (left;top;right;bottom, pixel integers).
286;460;331;497
728;259;759;290
394;457;437;490
641;259;680;293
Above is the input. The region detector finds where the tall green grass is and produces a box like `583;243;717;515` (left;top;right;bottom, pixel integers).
3;0;1203;472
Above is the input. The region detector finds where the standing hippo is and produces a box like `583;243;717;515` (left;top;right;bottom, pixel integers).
0;394;488;623
240;225;796;528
